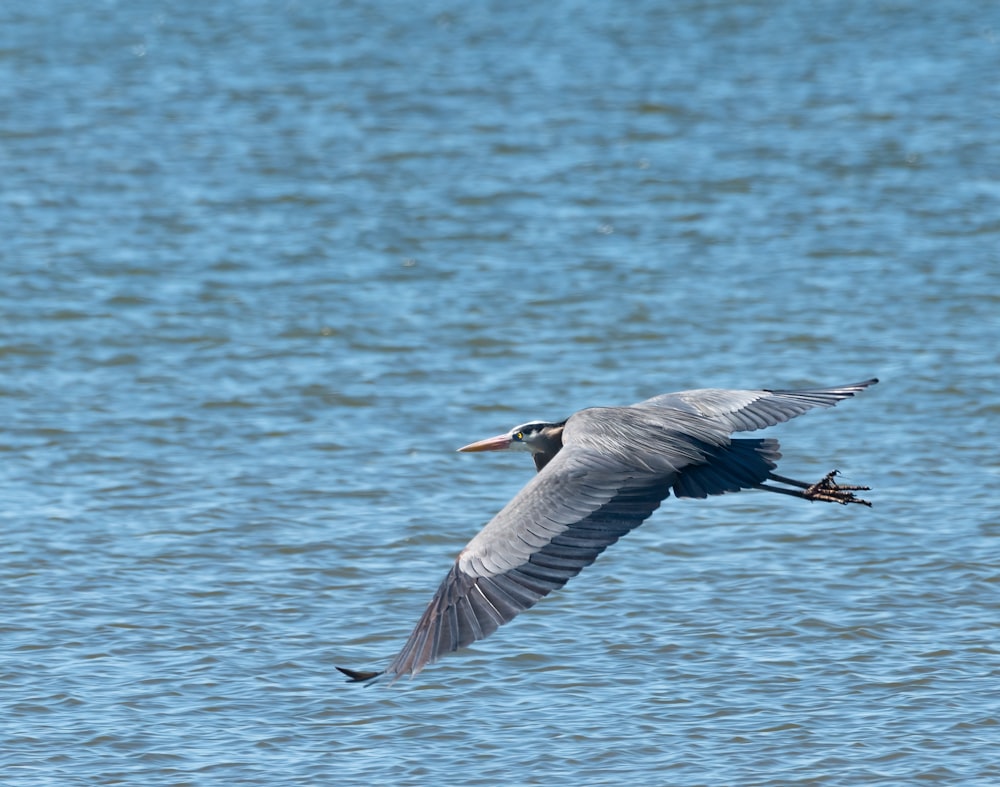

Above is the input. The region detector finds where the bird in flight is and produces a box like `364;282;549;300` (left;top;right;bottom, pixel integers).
338;378;878;683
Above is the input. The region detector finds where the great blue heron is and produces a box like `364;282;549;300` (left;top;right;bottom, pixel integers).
338;378;878;683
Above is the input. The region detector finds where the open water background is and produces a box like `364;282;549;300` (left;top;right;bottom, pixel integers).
2;1;998;784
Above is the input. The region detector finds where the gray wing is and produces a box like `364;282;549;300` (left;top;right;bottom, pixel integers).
634;379;878;433
355;404;785;682
371;446;678;681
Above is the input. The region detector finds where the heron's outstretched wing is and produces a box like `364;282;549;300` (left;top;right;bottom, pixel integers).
338;410;785;683
634;379;878;434
340;446;678;683
337;379;878;683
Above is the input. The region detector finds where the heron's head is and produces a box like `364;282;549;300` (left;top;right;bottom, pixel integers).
457;420;566;456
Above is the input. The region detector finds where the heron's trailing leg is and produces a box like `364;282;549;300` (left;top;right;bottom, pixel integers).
759;470;872;507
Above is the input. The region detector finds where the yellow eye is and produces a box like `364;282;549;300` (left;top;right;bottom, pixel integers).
516;432;524;440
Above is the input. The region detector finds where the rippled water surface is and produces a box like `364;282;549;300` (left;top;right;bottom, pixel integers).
2;1;998;785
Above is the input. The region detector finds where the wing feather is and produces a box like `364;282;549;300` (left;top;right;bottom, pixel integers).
635;379;878;434
373;451;677;680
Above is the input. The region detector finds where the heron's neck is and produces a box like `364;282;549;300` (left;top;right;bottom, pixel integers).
532;425;565;472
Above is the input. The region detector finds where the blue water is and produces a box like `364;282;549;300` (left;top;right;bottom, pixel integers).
2;1;998;785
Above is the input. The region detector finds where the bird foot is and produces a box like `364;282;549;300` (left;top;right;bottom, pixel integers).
803;470;872;507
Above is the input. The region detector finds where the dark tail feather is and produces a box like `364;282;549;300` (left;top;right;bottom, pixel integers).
672;438;780;499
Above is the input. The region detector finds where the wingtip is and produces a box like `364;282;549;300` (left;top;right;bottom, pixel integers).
336;665;384;683
839;377;879;394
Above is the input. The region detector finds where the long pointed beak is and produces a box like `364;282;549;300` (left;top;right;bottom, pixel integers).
457;433;511;452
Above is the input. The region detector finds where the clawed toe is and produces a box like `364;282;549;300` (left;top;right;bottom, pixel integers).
803;470;872;506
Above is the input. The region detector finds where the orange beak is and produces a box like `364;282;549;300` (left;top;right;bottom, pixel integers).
457;433;512;452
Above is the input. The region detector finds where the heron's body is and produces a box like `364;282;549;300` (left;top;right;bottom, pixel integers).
339;378;878;683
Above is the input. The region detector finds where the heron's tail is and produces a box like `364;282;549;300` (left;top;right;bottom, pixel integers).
671;438;781;499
